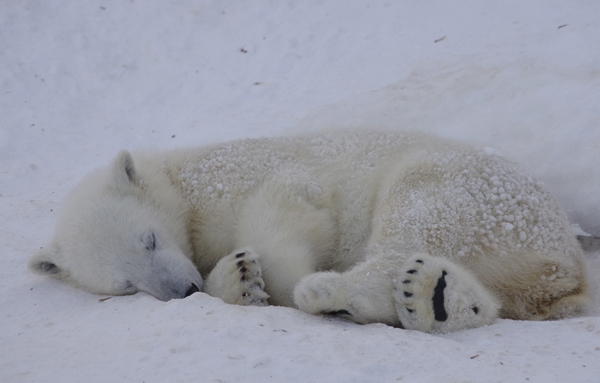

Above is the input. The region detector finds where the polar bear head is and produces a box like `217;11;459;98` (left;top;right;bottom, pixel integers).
29;150;203;301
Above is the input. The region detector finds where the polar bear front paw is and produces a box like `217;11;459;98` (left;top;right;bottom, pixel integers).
205;248;269;306
293;272;353;318
395;254;499;333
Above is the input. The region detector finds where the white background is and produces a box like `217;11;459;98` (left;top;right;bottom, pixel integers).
1;1;599;382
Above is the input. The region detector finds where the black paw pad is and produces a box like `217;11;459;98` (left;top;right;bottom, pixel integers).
432;271;448;322
325;309;352;316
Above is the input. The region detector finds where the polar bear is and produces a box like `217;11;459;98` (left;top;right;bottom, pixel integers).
29;130;588;333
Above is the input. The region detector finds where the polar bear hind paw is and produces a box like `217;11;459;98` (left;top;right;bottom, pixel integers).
395;254;499;333
205;248;270;306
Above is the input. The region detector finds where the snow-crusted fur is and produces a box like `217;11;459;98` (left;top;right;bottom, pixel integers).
29;130;588;333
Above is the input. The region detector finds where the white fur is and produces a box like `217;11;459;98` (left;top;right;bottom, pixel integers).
29;130;588;333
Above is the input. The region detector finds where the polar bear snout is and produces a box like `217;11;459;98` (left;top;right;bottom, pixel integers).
185;283;201;298
136;252;205;301
148;281;202;301
138;274;203;302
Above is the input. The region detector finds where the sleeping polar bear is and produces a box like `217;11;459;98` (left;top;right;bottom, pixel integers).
29;130;588;333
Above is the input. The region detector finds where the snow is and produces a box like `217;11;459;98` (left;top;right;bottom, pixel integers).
1;0;599;382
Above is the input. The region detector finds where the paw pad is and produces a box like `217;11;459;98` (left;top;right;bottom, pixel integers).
394;254;499;333
432;271;448;322
206;249;269;307
397;258;452;325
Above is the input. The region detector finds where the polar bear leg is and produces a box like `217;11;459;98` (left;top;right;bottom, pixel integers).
395;254;499;333
294;253;499;332
468;249;589;320
204;248;269;306
234;177;338;307
294;256;402;326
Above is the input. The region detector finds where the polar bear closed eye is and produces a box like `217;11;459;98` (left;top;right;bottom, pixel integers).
30;130;589;333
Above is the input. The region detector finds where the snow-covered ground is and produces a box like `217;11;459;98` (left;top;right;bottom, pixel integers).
2;1;599;382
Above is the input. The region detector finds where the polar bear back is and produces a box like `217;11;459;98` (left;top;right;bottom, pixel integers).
372;145;579;263
173;130;579;265
177;131;418;208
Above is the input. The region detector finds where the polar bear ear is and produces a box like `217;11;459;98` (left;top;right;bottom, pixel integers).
28;243;64;277
112;150;139;187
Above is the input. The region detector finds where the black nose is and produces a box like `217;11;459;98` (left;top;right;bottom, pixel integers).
184;283;200;298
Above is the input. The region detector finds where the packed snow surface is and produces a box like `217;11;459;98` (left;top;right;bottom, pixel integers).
1;1;599;382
